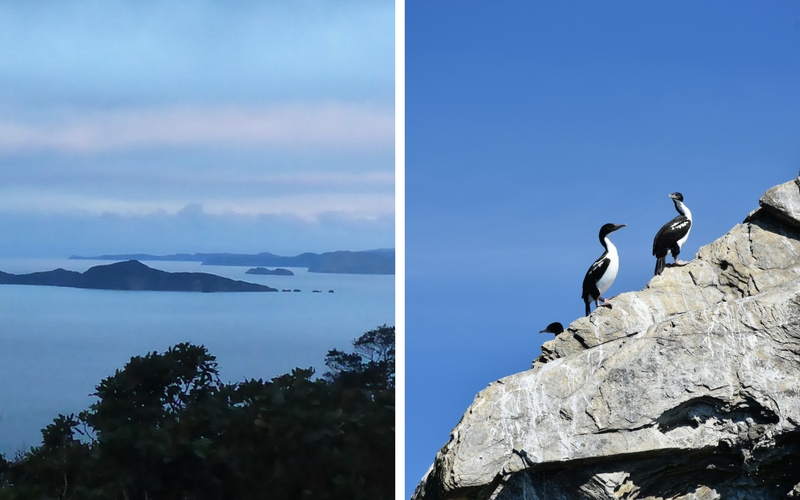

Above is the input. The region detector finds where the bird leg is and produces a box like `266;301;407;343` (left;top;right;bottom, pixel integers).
596;297;613;309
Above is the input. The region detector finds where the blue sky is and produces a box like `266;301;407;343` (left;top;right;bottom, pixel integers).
0;1;394;257
405;1;800;495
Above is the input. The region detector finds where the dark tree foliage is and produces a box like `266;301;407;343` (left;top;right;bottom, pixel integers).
0;414;95;500
324;324;395;393
0;326;395;500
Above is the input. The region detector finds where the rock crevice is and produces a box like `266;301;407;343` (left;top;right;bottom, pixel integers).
413;178;800;500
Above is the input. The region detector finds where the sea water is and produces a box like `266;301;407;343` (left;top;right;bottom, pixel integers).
0;258;394;454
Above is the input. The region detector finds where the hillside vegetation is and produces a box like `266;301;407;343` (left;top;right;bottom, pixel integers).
0;326;394;500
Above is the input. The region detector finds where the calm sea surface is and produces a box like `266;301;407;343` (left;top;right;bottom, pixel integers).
0;258;394;454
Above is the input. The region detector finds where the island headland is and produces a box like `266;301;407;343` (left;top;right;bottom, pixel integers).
0;260;277;292
70;249;395;275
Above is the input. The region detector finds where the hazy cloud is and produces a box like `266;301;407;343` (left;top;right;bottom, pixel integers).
0;1;395;255
0;1;394;106
0;209;394;257
0;188;394;220
0;103;394;154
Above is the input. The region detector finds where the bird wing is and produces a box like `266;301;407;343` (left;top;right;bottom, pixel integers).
652;215;691;255
582;251;610;298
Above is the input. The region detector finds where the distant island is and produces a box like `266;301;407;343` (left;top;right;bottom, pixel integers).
0;260;277;293
69;249;395;275
245;267;294;276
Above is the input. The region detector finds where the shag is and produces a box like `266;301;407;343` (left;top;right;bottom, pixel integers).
581;223;626;316
652;192;692;276
539;322;564;335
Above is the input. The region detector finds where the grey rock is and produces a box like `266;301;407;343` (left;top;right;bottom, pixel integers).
412;178;800;500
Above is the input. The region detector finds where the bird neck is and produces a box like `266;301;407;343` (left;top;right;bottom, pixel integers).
602;236;618;257
674;200;692;221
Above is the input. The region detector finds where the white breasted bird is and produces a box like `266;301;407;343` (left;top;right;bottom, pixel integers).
581;223;626;316
652;192;692;276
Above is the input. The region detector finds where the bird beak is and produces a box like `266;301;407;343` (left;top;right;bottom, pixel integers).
616;223;627;231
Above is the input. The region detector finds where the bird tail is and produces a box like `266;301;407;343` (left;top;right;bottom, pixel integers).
584;299;591;316
655;257;665;276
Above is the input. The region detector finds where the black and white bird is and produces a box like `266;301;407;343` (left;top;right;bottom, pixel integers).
539;322;564;335
581;223;626;316
652;192;692;276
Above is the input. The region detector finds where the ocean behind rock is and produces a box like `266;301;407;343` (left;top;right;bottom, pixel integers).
413;177;800;500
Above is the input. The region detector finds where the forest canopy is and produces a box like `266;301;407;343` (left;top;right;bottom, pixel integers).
0;325;395;500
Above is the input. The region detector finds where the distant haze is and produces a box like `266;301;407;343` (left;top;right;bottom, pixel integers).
0;1;395;257
0;209;394;257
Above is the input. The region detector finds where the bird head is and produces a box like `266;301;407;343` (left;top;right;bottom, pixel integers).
539;322;564;335
599;223;626;239
669;192;684;202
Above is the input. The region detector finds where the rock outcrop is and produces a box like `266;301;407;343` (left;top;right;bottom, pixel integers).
245;267;295;276
413;178;800;500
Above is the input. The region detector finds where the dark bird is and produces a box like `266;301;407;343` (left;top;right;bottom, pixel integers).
652;192;692;276
539;322;564;335
581;223;626;316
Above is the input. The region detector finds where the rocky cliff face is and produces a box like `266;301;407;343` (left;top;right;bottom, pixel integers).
413;178;800;500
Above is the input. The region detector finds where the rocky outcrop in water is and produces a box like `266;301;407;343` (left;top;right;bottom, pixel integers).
246;267;294;276
413;178;800;500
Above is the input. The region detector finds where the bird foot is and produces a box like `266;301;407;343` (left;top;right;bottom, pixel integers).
673;260;689;266
597;297;613;309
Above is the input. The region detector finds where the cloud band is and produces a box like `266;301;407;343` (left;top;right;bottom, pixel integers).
0;102;394;154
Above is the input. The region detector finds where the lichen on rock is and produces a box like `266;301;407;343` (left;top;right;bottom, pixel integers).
412;178;800;500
